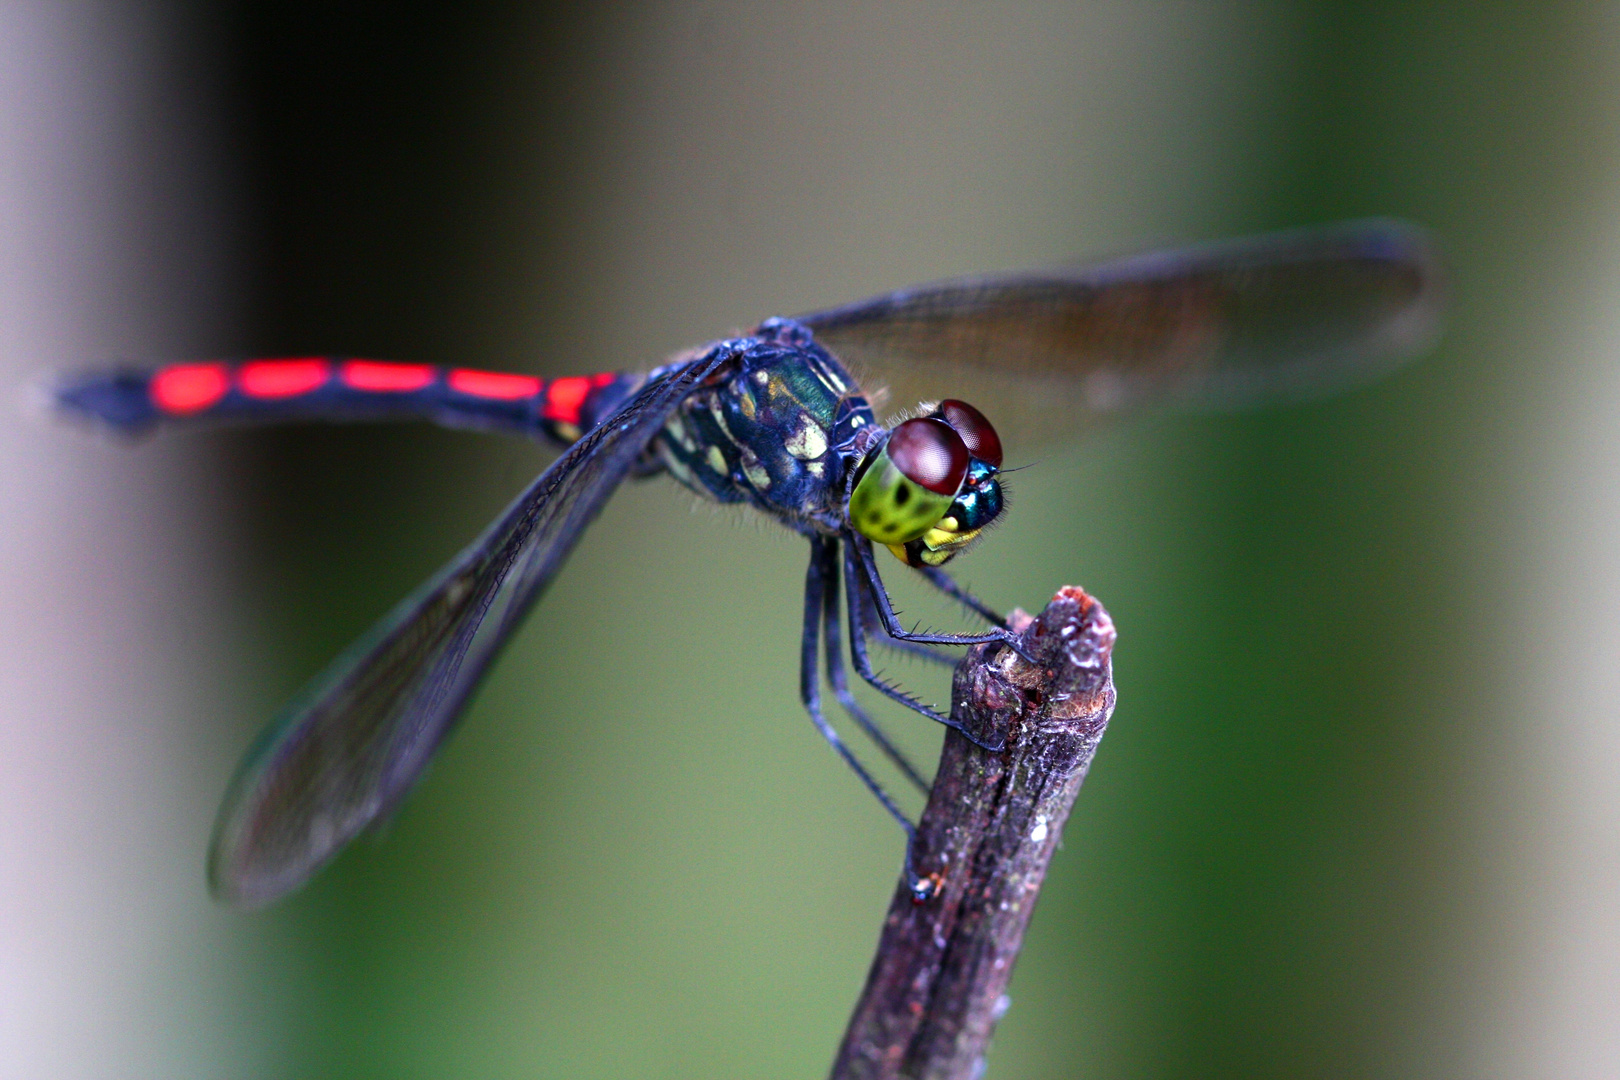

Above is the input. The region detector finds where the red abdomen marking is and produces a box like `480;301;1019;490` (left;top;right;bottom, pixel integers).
541;376;589;423
239;358;331;399
540;372;621;425
447;369;542;400
341;360;436;392
120;356;628;445
150;363;230;414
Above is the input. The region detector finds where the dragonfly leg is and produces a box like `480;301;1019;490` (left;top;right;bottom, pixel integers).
914;564;1007;628
816;538;930;796
852;536;1034;663
841;540;1007;753
851;585;959;668
834;536;1006;667
801;539;931;891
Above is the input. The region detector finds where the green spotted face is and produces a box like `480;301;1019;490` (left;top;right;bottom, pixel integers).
848;401;1006;565
898;458;1003;566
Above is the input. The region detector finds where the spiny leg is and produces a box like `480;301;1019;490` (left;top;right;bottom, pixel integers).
852;584;959;669
841;538;1007;753
914;564;1006;627
817;537;929;796
851;534;1031;661
801;539;931;892
851;563;1000;671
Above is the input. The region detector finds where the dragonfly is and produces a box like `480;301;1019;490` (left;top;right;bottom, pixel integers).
53;219;1441;909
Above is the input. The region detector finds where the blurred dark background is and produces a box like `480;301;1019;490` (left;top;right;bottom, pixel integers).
5;3;1618;1078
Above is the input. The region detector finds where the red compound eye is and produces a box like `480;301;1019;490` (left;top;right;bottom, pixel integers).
936;399;1003;467
887;417;970;495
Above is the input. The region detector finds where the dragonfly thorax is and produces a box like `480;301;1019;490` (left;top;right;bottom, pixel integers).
649;325;875;533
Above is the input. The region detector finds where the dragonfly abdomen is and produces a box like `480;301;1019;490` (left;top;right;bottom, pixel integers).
53;358;642;448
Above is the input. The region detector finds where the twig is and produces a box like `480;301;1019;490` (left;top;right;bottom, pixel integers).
831;586;1117;1080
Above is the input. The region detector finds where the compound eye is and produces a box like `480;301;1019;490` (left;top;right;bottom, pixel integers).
887;417;970;495
936;399;1003;467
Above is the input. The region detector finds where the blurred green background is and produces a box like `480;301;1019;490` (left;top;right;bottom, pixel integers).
6;2;1620;1078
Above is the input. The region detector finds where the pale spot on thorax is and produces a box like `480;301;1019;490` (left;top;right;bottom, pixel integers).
783;416;828;460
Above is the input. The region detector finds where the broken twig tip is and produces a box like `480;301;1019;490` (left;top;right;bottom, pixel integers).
832;585;1117;1080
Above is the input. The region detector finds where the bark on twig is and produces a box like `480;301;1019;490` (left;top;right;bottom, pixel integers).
831;586;1116;1080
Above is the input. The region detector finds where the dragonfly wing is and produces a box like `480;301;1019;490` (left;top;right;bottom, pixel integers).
797;219;1441;438
209;350;729;908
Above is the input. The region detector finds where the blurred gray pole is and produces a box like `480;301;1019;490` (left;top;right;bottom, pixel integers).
0;4;269;1076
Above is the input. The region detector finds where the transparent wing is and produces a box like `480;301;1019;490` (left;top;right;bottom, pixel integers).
208;351;728;908
795;219;1442;436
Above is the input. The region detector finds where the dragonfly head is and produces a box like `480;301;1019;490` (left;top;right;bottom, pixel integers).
847;399;1004;567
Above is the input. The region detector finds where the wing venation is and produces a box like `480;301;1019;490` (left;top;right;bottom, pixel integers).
796;219;1441;433
208;350;728;907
